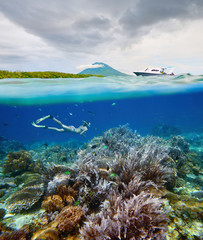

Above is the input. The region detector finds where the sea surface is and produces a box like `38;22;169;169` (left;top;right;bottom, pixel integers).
0;74;203;143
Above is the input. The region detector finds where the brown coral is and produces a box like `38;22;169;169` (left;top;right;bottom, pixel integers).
54;206;85;233
5;184;44;213
164;191;203;239
0;225;30;240
31;226;59;240
3;150;33;176
41;195;64;213
56;184;78;204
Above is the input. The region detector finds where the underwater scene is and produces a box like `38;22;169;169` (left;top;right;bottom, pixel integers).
0;74;203;240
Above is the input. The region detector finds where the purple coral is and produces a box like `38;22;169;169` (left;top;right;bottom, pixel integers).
80;191;169;240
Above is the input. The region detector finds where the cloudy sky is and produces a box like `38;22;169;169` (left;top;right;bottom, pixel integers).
0;0;203;74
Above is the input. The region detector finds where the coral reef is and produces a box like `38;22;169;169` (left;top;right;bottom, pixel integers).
42;195;64;213
46;173;72;195
0;225;31;240
1;125;202;239
56;184;78;205
0;177;16;189
5;183;44;213
14;172;43;187
81;191;169;239
164;191;203;239
2;150;33;176
151;124;181;137
0;208;6;220
54;206;85;233
0;137;25;159
30;140;82;165
40;163;75;182
31;226;59;240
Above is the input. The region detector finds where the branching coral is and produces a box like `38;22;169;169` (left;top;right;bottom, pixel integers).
5;184;44;213
54;206;85;233
78;125;142;159
109;149;174;187
77;126;182;189
102;124;142;155
3;150;33;176
74;161;115;212
80;192;169;240
46;173;72;195
41;195;64;213
56;184;78;205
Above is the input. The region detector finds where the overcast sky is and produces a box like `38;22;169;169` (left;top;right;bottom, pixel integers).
0;0;203;74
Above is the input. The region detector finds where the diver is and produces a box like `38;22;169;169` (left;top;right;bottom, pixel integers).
32;115;90;136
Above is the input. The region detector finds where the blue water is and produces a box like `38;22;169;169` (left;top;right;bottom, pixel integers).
0;74;203;143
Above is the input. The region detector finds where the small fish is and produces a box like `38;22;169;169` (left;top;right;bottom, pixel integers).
38;108;42;111
75;104;78;107
64;171;71;175
112;102;116;106
69;112;73;116
2;123;8;127
109;173;117;178
103;146;108;149
74;201;80;206
88;111;96;116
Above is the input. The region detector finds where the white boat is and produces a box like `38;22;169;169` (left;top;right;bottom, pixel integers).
134;67;174;76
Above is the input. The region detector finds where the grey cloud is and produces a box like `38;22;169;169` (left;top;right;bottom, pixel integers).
73;16;111;31
0;0;116;53
0;0;203;54
0;54;26;63
120;0;203;35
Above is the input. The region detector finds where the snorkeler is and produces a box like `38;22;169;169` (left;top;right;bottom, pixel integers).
32;115;90;136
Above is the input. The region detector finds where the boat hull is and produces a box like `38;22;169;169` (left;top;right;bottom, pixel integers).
134;72;166;76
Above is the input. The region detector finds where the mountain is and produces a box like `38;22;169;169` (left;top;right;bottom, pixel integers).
78;62;128;76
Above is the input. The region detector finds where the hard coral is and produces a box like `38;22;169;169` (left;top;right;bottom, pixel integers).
164;192;203;239
5;184;44;213
0;225;30;240
56;184;77;204
31;226;59;240
3;150;33;176
81;192;169;240
47;173;71;194
41;195;64;213
54;206;85;233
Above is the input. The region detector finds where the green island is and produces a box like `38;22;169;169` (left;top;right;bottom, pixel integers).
0;70;103;79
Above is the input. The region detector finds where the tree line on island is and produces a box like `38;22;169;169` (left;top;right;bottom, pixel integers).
0;70;103;79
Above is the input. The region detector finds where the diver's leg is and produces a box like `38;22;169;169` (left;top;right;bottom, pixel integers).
35;115;52;124
32;122;47;128
51;116;64;127
46;126;65;132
